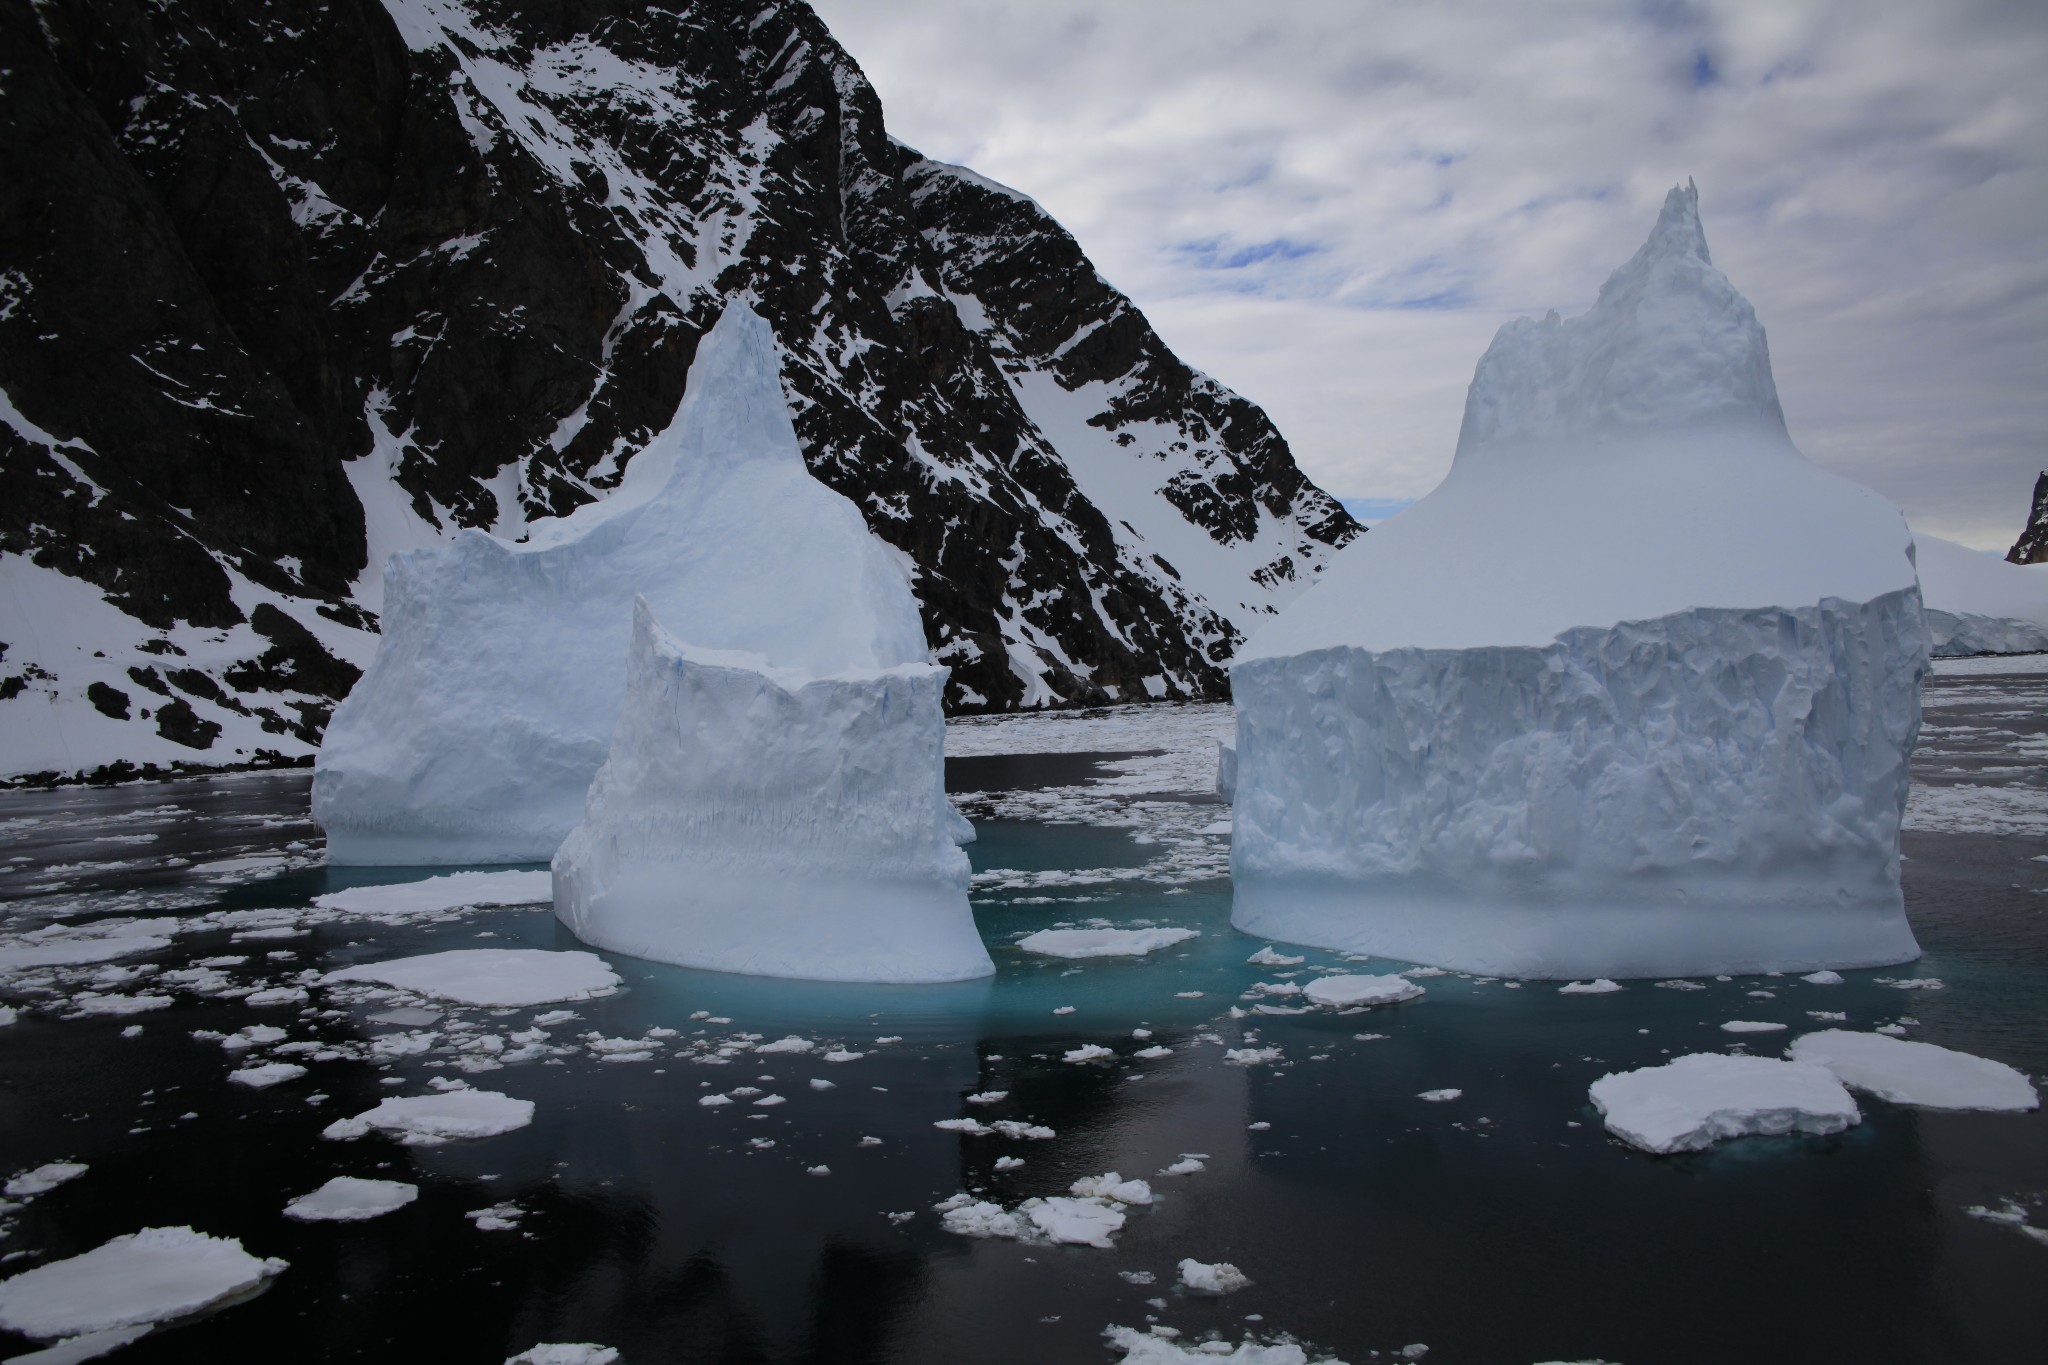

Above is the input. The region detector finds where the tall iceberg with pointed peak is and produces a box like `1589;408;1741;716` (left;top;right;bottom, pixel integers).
313;300;935;866
1228;182;1926;979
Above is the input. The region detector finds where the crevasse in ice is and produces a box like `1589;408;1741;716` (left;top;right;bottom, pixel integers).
1227;182;1926;978
313;300;930;866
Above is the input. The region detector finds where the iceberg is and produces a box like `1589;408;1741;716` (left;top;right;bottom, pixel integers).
1912;531;2048;656
314;301;933;865
1229;182;1925;979
551;599;990;982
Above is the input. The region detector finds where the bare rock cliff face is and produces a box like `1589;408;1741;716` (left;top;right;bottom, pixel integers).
0;0;1356;780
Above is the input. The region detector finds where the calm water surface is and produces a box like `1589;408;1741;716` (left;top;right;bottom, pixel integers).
0;675;2044;1364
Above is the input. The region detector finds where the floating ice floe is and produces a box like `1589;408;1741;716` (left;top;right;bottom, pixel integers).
1417;1089;1463;1103
283;1177;419;1222
1104;1326;1344;1364
1178;1258;1252;1294
1224;1047;1283;1066
1227;182;1924;980
466;1203;524;1232
506;1347;620;1365
1064;1044;1116;1063
1720;1020;1788;1033
1558;979;1623;995
312;870;553;918
1589;1052;1861;1153
1015;927;1199;959
1786;1030;2039;1111
935;1172;1154;1249
322;1088;535;1145
1246;946;1304;967
5;1162;87;1198
228;1062;307;1089
1802;970;1844;985
323;949;621;1008
1302;974;1424;1008
0;1226;285;1341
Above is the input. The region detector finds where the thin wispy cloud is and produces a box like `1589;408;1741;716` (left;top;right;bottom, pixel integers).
811;0;2048;547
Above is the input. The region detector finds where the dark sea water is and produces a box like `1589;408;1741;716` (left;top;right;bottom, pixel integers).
1;670;2045;1365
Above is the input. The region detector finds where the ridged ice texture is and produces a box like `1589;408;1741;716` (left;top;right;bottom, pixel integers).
552;599;990;983
1231;590;1926;977
1230;183;1928;977
313;302;930;864
1913;531;2048;656
1456;180;1785;455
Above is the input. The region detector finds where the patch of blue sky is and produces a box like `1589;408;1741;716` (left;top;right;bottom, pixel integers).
1175;236;1325;272
1339;497;1417;525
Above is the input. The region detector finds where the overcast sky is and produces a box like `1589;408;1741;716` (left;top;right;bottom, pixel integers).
808;0;2047;548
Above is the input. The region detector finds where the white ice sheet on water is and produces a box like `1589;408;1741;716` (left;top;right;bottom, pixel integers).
0;1227;285;1340
1787;1030;2039;1112
323;949;620;1007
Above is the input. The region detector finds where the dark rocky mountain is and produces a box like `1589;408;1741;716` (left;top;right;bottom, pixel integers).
0;0;1357;782
2008;471;2048;565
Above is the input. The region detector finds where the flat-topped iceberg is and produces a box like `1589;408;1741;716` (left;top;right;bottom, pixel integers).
552;599;989;982
1912;531;2048;656
314;300;932;865
1230;182;1925;979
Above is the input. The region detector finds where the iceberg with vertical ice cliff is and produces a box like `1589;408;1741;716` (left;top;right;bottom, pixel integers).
313;301;934;866
1228;182;1926;979
551;597;989;982
1912;531;2048;656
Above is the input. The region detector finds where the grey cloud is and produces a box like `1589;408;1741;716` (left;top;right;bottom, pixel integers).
810;0;2048;546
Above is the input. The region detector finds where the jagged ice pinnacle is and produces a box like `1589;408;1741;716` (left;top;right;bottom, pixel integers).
1227;182;1926;979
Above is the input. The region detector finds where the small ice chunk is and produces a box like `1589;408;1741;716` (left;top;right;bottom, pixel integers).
1158;1157;1206;1176
1017;928;1199;959
1178;1258;1251;1294
465;1203;524;1232
67;994;173;1017
809;1078;835;1091
994;1156;1024;1171
1302;974;1423;1008
283;1177;418;1222
965;1091;1009;1104
937;1198;1022;1240
1245;947;1304;967
1064;1044;1115;1063
1070;1172;1153;1205
1589;1052;1860;1153
324;949;620;1008
5;1163;88;1198
1052;1006;1077;1015
228;1062;307;1089
988;1120;1055;1141
368;1007;442;1027
1133;1045;1173;1060
505;1347;620;1365
698;1094;733;1107
1786;1030;2040;1111
0;1227;285;1340
752;1095;785;1107
1720;1020;1788;1033
244;986;310;1007
1224;1047;1282;1066
754;1036;816;1054
1027;1196;1126;1247
806;1165;830;1176
822;1050;864;1063
1417;1089;1462;1103
1801;970;1844;985
1558;979;1623;995
321;1090;534;1145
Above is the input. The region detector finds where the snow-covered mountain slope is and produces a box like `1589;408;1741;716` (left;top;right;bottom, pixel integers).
0;0;1356;781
